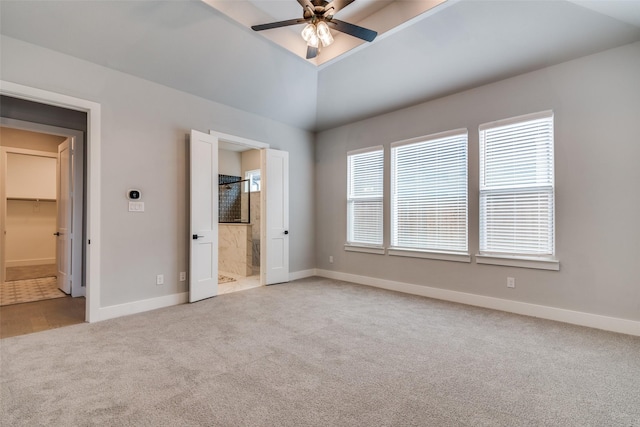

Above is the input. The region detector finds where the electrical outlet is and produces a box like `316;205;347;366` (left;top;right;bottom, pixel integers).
329;256;334;263
156;274;164;285
507;277;515;288
179;272;186;281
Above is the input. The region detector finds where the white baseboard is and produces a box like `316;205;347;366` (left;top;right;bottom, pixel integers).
6;258;56;267
98;292;188;322
97;268;317;322
289;269;317;281
315;269;640;337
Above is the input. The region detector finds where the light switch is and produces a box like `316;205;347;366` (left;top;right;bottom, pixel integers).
128;201;145;212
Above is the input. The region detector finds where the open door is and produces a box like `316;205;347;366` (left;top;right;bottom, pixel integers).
56;138;72;294
262;149;289;285
189;130;218;302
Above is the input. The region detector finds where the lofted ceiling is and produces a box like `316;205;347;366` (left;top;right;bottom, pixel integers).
1;0;639;132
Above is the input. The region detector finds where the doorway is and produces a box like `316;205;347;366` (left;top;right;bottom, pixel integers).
217;144;262;295
0;123;85;308
188;130;290;303
0;84;100;323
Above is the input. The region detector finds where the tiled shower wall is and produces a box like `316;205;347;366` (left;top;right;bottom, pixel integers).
218;174;241;222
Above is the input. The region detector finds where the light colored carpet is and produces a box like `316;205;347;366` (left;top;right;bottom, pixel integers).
0;277;65;306
1;277;639;426
5;264;57;281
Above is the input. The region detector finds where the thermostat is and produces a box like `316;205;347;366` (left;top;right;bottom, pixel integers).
127;189;141;200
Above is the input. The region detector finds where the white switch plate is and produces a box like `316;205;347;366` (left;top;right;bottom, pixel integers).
156;274;164;285
179;272;186;281
129;201;145;212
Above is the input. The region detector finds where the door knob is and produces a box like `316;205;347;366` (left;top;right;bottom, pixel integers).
192;234;204;240
53;232;61;236
284;230;289;235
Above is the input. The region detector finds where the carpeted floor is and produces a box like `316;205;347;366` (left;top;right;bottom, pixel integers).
1;277;639;426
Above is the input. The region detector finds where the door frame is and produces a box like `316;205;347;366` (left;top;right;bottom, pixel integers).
210;130;269;286
1;80;101;322
0;146;56;284
0;119;85;297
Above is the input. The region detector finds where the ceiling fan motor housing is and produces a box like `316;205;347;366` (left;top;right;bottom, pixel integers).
303;0;334;20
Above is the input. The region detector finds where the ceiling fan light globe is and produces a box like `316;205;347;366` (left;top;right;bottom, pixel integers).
301;23;316;42
307;33;320;49
316;21;334;47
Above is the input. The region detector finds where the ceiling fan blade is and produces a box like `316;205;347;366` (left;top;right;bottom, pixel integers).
324;0;355;17
251;18;307;32
297;0;315;9
306;45;318;59
327;19;377;42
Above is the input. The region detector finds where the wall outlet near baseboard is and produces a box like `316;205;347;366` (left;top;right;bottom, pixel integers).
329;256;334;263
179;272;186;281
507;277;515;288
156;274;164;285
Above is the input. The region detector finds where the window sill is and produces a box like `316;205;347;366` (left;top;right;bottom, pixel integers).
475;254;560;271
344;244;386;255
388;248;471;263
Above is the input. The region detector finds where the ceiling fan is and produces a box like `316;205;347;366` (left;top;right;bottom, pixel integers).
251;0;378;60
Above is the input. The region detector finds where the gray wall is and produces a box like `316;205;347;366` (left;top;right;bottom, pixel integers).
1;35;316;307
315;41;640;322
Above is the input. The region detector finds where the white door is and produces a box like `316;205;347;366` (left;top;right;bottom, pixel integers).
56;138;72;294
189;130;218;302
262;149;289;285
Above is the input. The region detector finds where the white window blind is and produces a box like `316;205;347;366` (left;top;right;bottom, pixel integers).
479;111;555;256
347;147;384;246
391;130;468;253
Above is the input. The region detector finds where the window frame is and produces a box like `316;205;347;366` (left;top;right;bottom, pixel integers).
389;129;470;262
244;169;261;193
345;145;385;254
477;110;559;270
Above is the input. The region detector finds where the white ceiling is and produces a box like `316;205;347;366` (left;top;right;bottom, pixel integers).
1;0;639;132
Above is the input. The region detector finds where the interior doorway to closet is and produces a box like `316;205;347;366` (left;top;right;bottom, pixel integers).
0;119;85;319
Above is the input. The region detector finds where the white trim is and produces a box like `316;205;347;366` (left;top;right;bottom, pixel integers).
210;130;269;150
475;254;560;271
315;269;640;337
478;110;554;131
99;292;188;321
1;80;102;322
344;244;386;255
388;248;471;263
6;258;56;267
289;269;317;281
347;145;384;156
390;128;468;149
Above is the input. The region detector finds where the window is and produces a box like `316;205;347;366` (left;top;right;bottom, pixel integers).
390;130;468;257
244;169;261;192
347;146;384;248
479;111;555;258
